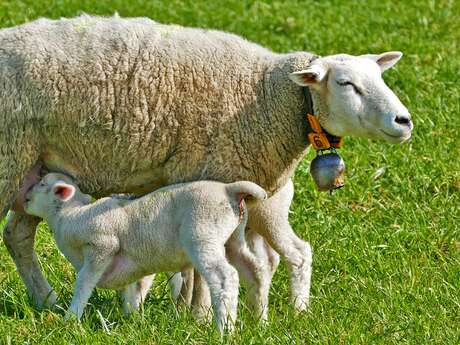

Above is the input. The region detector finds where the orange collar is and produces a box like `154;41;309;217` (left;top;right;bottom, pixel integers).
306;114;343;150
302;86;343;150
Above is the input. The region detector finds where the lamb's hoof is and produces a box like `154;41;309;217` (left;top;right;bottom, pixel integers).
32;290;58;310
257;311;269;325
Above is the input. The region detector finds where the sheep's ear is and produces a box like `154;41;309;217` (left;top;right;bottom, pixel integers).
52;183;75;202
361;51;403;72
289;65;327;86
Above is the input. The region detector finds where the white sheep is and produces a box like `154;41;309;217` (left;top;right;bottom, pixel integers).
0;15;412;316
24;173;267;332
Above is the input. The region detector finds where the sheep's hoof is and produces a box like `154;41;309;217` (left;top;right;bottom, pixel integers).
64;310;79;321
192;305;213;325
292;297;310;314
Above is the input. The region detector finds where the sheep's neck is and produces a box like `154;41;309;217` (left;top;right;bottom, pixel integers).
236;69;312;193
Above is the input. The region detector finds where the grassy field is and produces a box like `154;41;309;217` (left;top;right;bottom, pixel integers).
0;0;459;344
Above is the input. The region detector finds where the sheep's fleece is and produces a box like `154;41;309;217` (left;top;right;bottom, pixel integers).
0;14;312;201
1;15;315;315
25;173;267;332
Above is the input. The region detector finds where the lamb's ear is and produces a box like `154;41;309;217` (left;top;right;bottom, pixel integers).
361;51;403;72
289;64;327;86
52;183;76;202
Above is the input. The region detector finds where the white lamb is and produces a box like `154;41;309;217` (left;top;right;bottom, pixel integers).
24;173;267;333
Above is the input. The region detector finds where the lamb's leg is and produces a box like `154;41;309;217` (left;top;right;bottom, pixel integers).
248;180;312;312
121;274;155;314
167;272;184;302
186;246;239;333
65;248;112;320
226;223;271;322
168;268;212;322
190;269;212;323
3;212;58;308
167;268;194;306
176;233;277;322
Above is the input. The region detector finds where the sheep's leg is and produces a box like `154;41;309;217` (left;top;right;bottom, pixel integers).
226;223;271;322
246;229;280;296
3;212;58;309
265;221;312;312
248;180;312;312
65;248;112;320
0;131;51;308
120;274;155;314
186;245;239;333
190;269;212;323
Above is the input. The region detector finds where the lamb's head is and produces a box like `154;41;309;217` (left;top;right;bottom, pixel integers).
289;52;412;143
24;173;91;218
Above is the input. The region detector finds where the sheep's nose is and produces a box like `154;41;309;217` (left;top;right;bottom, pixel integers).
394;115;413;129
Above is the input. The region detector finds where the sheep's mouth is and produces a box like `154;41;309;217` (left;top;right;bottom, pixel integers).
380;129;411;143
380;129;401;138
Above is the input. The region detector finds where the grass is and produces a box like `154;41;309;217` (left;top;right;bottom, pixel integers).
0;0;459;343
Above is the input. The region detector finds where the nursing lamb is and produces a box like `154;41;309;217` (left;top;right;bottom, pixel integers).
24;173;267;332
0;15;413;317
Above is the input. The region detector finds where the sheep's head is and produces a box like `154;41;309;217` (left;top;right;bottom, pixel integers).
289;52;412;143
24;173;91;218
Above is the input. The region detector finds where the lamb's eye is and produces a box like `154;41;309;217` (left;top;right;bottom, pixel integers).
336;80;362;95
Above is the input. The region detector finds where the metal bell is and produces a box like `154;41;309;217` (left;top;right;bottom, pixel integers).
309;150;345;192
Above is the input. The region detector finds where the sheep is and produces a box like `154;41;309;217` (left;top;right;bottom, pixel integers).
0;15;413;316
24;173;267;332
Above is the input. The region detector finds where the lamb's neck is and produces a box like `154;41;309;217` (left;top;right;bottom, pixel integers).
240;53;314;193
46;201;88;231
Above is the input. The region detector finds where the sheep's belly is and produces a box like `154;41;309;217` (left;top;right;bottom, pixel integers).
41;143;170;197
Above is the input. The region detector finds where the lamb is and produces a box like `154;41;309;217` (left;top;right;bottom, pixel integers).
170;229;280;323
24;173;267;332
0;15;413;317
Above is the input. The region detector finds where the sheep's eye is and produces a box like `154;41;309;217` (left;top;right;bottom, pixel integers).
336;80;362;95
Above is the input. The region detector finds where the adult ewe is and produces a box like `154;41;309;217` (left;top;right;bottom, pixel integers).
0;15;412;316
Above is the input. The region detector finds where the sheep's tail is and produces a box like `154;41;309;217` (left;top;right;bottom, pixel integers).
225;181;267;203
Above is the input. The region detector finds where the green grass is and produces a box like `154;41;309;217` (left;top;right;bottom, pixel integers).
0;0;459;344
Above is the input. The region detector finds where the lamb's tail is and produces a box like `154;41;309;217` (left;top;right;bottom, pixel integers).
225;181;267;203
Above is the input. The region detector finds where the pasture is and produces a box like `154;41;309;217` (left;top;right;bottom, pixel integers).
0;0;458;343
